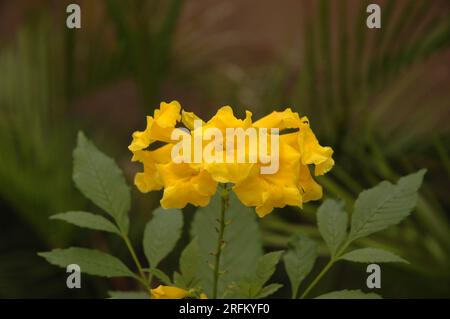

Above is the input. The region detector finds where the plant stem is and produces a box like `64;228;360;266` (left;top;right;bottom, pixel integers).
300;259;335;299
300;240;351;299
212;184;229;299
121;233;152;295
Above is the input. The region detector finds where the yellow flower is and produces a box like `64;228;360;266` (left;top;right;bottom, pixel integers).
129;103;333;214
131;144;173;193
129;101;218;209
128;101;183;194
202;106;252;131
233;139;302;217
199;106;255;184
232;108;333;216
298;163;323;202
128;101;181;152
253;108;300;130
181;110;204;130
280;132;324;203
151;285;189;299
298;116;334;176
254;110;334;176
186;106;253;183
200;293;208;299
157;161;217;208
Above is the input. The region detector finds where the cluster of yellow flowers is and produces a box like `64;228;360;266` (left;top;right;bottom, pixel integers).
129;101;334;217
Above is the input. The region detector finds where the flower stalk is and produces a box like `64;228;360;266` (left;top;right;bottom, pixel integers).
212;184;229;299
121;232;152;296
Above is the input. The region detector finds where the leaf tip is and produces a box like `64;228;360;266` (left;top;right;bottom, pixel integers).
77;130;87;143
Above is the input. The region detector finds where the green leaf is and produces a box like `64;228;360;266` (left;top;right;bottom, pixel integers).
252;251;283;288
315;289;382;299
173;272;183;288
255;283;283;299
191;192;263;297
143;207;183;268
145;268;172;285
174;239;201;289
73;132;130;233
339;248;408;264
317;199;348;256
108;291;149;299
38;247;135;278
349;169;426;241
237;252;283;299
283;233;317;298
51;211;120;235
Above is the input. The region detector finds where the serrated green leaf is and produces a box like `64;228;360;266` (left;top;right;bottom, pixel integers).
317;199;348;256
283;233;317;298
73;132;130;233
232;252;283;299
51;211;120;235
108;291;149;299
255;283;283;299
349;169;426;241
144;268;172;285
252;251;283;288
175;239;201;289
339;248;408;264
315;289;382;299
38;247;135;278
173;272;184;288
191;192;263;298
143;207;183;268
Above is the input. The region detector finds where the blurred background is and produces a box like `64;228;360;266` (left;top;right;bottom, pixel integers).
0;0;449;298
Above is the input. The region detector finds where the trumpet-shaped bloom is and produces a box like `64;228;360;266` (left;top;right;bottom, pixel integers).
131;144;173;193
181;110;205;130
298;163;323;202
128;101;181;152
233;139;302;217
298;116;334;175
202;106;252;131
129;101;217;208
253;108;300;130
157;161;217;208
194;106;255;184
128;101;183;194
232;109;333;216
256;110;334;177
151;285;189;299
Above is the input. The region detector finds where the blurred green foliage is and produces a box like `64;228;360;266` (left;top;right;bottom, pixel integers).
0;0;449;297
0;20;79;244
255;0;450;297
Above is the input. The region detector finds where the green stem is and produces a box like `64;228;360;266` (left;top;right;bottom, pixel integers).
300;259;335;299
121;233;151;295
212;184;229;299
300;240;351;299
